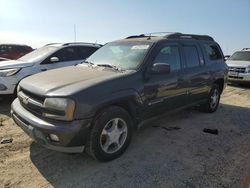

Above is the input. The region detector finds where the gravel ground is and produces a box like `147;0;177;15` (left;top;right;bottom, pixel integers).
0;85;249;188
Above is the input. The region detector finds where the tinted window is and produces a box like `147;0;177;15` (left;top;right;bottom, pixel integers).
205;44;222;60
0;45;11;53
53;47;79;62
183;46;200;68
153;46;181;71
13;46;24;53
78;46;98;59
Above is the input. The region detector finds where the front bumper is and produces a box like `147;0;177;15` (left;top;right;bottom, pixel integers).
228;72;250;82
11;98;92;153
0;76;17;94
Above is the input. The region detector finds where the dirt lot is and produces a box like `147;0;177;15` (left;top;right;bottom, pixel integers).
0;85;250;188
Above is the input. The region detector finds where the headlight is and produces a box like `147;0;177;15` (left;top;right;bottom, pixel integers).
0;68;21;77
43;98;75;121
246;65;250;73
17;84;21;93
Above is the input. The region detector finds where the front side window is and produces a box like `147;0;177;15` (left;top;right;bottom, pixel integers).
87;42;152;70
153;46;181;71
228;51;250;61
205;44;222;60
183;46;200;68
52;47;79;62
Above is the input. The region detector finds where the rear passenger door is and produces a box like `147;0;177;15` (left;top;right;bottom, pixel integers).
182;43;210;104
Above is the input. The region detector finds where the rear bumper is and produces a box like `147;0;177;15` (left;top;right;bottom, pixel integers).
11;98;92;153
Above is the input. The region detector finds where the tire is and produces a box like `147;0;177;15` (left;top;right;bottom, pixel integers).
200;84;221;113
86;106;133;162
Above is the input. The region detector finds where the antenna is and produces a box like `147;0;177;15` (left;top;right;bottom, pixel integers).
74;24;76;42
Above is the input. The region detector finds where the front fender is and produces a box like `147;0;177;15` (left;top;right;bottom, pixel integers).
74;89;143;119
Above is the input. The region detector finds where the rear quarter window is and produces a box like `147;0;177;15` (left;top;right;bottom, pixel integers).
204;44;222;60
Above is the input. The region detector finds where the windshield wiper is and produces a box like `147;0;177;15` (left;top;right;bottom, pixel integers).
84;60;94;66
96;64;124;72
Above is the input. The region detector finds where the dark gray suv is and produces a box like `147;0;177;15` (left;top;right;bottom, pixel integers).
11;33;228;161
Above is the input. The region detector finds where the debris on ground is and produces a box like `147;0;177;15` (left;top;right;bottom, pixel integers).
1;137;13;144
203;128;218;135
0;118;4;126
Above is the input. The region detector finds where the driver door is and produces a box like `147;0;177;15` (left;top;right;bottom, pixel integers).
143;43;187;118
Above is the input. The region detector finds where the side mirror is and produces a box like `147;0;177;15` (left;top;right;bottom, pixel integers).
224;55;230;61
50;57;59;63
149;63;170;74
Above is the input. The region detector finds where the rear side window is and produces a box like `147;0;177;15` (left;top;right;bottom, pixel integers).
205;44;222;60
183;46;200;68
78;46;98;59
13;46;24;53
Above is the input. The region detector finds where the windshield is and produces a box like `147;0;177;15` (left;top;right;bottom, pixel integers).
86;42;152;70
18;46;58;62
228;51;250;61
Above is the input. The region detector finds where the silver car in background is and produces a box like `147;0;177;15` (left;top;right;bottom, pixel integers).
226;48;250;83
0;43;101;95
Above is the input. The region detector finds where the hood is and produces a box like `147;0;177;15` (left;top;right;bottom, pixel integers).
226;60;250;68
20;65;129;96
0;60;34;69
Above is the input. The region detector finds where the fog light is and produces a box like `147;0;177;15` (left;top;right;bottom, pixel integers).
0;84;7;91
49;134;60;142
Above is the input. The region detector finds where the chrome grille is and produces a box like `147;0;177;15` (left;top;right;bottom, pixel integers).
18;89;45;115
228;67;246;73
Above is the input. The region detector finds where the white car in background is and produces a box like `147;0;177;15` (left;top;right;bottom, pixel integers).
0;42;102;95
226;48;250;83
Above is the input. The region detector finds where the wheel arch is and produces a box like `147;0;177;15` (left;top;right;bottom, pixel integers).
91;89;143;129
213;78;224;94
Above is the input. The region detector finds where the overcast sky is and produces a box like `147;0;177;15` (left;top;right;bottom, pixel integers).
0;0;250;54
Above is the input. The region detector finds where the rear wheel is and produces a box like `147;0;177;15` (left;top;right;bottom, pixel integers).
200;84;221;113
86;106;133;162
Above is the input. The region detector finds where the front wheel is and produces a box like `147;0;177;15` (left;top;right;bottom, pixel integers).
200;84;221;113
86;106;133;162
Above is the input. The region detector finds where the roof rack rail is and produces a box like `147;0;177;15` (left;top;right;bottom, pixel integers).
125;32;177;39
45;43;62;46
242;48;250;51
166;33;214;41
126;34;146;39
63;42;102;46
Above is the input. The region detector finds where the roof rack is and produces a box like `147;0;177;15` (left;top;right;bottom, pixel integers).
45;43;62;46
125;32;214;41
63;42;102;46
126;34;146;39
125;32;176;39
166;33;214;41
242;48;250;51
45;42;102;47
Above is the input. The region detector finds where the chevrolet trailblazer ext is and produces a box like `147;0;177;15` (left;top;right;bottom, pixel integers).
11;33;228;161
